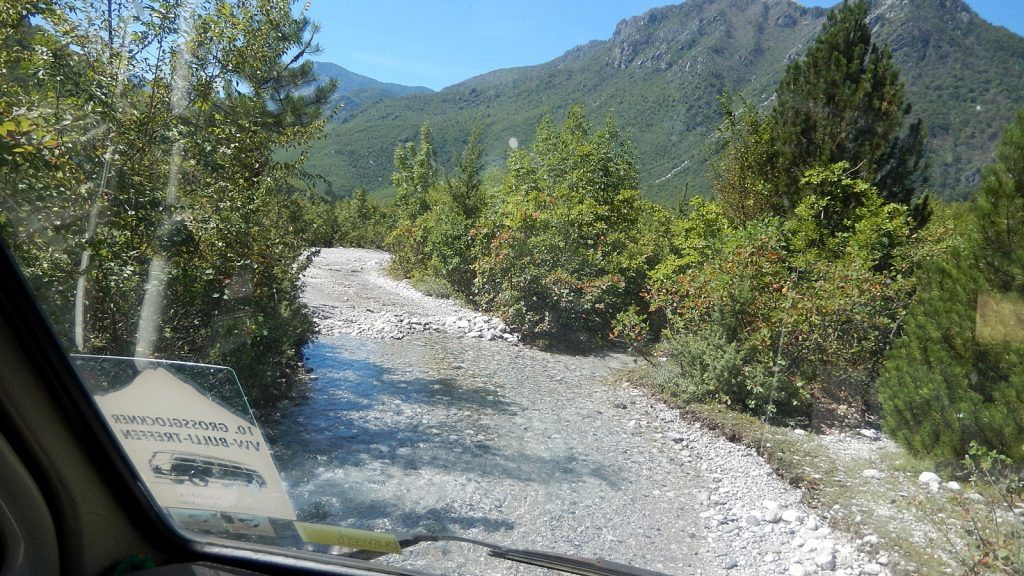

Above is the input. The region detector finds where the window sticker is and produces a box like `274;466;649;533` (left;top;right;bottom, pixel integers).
977;292;1024;344
77;357;296;520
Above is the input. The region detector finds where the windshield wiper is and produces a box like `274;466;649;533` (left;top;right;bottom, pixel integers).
346;532;673;576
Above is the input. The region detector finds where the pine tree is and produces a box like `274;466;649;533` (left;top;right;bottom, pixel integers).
769;0;927;218
976;109;1024;294
878;249;990;460
879;110;1024;462
446;126;485;222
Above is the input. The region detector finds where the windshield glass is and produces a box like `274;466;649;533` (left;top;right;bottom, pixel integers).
3;0;1024;574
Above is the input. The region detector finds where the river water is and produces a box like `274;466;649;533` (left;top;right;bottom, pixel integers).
265;332;721;574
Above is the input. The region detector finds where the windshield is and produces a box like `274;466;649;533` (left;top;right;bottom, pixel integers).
2;0;1023;574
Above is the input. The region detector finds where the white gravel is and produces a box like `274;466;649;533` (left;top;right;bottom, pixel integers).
303;248;519;343
294;247;894;575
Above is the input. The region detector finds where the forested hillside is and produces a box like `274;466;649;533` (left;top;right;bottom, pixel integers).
305;0;1024;204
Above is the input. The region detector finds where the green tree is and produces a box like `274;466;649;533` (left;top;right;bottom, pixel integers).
709;96;780;226
680;0;931;422
712;0;927;228
446;126;485;222
771;0;926;211
475;106;652;347
1;0;335;412
976;109;1024;294
387;123;478;283
392;124;437;221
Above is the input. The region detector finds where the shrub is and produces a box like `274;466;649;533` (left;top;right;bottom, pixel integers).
947;444;1024;575
473;107;654;347
653;171;916;423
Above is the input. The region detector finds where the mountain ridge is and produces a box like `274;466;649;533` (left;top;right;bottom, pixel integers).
304;0;1024;204
311;61;433;120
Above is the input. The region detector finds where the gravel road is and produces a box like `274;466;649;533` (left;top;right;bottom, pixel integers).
276;247;890;576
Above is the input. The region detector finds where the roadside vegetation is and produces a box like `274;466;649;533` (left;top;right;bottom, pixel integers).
0;0;334;413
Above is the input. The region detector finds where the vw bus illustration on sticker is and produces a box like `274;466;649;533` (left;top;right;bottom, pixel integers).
149;451;268;488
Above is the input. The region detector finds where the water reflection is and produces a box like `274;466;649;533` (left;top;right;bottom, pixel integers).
268;333;621;536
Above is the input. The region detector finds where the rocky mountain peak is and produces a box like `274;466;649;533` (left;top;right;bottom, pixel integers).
605;0;824;72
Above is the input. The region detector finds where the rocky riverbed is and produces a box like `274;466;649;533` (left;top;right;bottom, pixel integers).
302;248;519;343
278;247;896;575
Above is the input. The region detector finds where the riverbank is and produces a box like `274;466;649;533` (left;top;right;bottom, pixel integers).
630;369;1003;576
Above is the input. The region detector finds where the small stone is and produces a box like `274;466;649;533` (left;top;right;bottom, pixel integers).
744;514;760;527
862;469;883;479
666;432;686;443
861;563;883;575
918;471;941;485
814;551;836;571
765;507;783;523
946;481;961;491
788;564;807;576
859;428;881;440
793;428;808;435
465;330;482;338
877;556;889;566
782;509;803;523
724;557;738;569
967;492;985;502
805;518;819;531
862;534;880;545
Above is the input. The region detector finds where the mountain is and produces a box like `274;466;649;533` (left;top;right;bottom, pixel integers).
311;61;433;120
869;0;1024;196
304;0;1024;204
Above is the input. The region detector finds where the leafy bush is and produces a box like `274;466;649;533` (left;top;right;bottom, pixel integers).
419;198;476;295
408;272;454;299
473;106;654;347
653;218;808;418
653;168;916;423
654;325;778;411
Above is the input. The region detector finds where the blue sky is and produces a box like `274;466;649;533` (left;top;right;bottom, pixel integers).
305;1;1024;91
